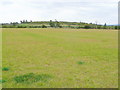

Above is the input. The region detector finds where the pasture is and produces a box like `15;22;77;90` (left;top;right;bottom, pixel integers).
2;28;118;88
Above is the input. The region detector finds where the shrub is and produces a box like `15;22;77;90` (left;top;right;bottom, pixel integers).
42;25;47;28
17;25;27;28
84;25;91;29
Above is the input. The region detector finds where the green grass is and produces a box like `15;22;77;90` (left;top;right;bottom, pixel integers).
0;80;6;83
2;67;9;71
2;28;118;88
14;73;52;84
77;61;85;65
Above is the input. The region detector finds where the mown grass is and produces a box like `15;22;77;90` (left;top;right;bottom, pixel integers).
2;28;118;88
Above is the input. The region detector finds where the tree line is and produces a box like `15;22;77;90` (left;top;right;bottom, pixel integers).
1;20;119;30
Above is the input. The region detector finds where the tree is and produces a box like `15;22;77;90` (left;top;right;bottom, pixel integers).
12;22;18;26
49;20;55;27
26;20;28;23
84;25;91;29
114;26;117;29
103;23;107;29
55;20;61;28
42;25;47;28
20;21;23;23
97;25;102;29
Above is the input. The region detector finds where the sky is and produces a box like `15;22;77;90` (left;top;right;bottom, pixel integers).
0;0;119;25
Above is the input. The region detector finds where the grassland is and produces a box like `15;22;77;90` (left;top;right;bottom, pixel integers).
2;28;118;88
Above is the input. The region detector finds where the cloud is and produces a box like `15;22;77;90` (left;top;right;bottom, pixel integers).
0;0;119;24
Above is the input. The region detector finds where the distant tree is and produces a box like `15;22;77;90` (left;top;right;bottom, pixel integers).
20;21;23;23
84;25;91;29
12;22;18;26
115;26;118;29
89;23;92;24
42;25;47;28
10;22;13;24
104;23;106;26
55;20;62;28
77;26;81;29
49;20;55;27
103;23;107;29
116;26;120;29
26;20;28;23
97;25;102;29
17;25;27;28
22;20;24;23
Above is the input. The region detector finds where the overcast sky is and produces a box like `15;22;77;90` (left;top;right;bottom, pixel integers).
0;0;119;25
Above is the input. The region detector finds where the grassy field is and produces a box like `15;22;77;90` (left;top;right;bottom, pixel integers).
2;28;118;88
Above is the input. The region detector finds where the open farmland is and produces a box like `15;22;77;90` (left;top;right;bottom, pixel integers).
2;28;118;88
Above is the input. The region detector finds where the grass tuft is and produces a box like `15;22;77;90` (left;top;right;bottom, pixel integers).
13;73;52;83
2;67;9;71
77;61;85;65
0;80;6;83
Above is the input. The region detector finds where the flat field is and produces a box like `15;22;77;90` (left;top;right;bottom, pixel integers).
2;28;118;88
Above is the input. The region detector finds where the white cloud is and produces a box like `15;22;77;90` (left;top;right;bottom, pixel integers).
0;0;119;24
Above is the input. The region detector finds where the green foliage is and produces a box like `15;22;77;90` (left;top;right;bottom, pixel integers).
77;61;85;65
41;25;47;28
0;80;6;83
17;25;27;28
29;26;42;28
2;67;9;71
97;25;102;29
2;25;16;28
14;73;52;83
114;26;117;29
103;23;107;29
84;25;91;29
76;26;81;29
1;21;117;30
49;20;55;27
55;21;62;28
115;26;120;29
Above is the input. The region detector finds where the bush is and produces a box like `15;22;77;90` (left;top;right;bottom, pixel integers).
17;25;27;28
77;26;81;29
29;26;42;28
58;25;62;28
84;25;91;29
2;25;16;28
49;20;55;27
41;25;47;28
97;25;102;29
